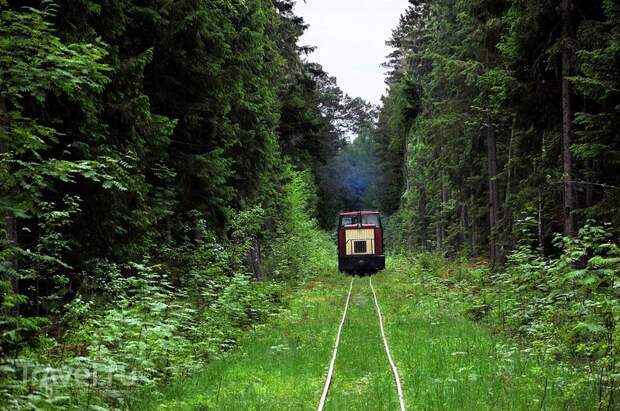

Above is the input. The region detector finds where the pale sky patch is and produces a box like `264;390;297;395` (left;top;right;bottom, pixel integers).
294;0;409;105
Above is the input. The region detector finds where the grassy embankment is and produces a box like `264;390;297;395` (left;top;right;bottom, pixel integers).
133;257;598;410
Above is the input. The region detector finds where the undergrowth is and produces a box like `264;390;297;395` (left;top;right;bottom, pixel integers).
0;170;334;410
405;222;619;410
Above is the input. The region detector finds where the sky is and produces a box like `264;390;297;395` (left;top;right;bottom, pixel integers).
294;0;409;105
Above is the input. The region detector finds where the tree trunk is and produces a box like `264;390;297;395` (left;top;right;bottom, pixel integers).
486;121;500;261
192;214;202;243
0;93;19;302
502;115;516;251
166;216;173;243
538;189;544;247
586;158;594;208
561;0;576;237
418;187;428;249
504;118;514;210
470;191;477;254
437;171;447;250
246;239;262;279
403;141;410;193
460;204;467;251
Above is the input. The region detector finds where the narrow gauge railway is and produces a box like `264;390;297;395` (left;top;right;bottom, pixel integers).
317;275;405;411
317;210;403;410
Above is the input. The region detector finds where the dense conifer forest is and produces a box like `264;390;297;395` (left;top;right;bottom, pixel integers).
0;0;619;409
373;0;620;256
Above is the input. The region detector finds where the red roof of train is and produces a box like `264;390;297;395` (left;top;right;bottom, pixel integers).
338;210;380;216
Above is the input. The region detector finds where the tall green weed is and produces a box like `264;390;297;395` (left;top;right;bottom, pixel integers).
408;223;619;409
0;169;335;410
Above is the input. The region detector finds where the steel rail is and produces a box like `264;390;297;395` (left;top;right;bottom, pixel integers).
317;277;355;411
369;276;406;411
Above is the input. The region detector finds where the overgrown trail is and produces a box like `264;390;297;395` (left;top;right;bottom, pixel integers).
317;277;353;411
133;258;598;410
323;277;401;409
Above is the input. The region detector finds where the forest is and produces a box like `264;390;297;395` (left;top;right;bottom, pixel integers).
1;0;619;409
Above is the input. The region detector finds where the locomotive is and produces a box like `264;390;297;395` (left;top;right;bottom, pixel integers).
337;211;385;274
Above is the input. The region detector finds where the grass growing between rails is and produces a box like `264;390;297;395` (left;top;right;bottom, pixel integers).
134;257;600;410
324;279;399;410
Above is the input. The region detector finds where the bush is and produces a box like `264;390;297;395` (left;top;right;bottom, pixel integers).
0;168;335;410
263;169;335;282
411;223;620;409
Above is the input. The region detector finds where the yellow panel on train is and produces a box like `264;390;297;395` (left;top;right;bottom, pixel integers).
345;229;375;255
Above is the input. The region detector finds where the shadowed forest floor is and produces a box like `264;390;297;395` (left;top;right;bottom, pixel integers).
132;257;599;410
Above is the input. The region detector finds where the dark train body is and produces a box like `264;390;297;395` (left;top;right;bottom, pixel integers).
337;211;385;274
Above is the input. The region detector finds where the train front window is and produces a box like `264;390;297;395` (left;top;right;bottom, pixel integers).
340;214;380;227
362;214;380;226
340;216;358;226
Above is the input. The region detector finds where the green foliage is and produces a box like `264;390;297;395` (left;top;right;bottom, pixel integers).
1;256;282;409
377;0;620;259
0;0;349;409
413;223;620;409
5;0;617;408
264;168;335;281
0;0;114;359
0;190;334;409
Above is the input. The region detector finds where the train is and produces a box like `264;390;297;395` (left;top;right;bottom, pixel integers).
337;210;385;274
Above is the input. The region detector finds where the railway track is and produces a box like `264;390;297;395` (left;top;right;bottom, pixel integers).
317;276;406;411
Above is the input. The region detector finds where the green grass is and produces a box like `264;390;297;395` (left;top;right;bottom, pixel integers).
372;257;598;410
131;272;350;410
132;257;599;410
324;278;399;410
